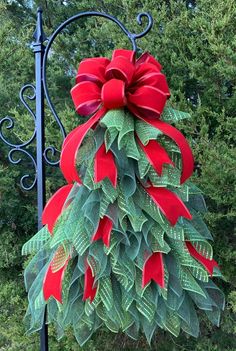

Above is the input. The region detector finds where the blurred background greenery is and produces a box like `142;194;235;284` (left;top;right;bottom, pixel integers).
0;0;235;350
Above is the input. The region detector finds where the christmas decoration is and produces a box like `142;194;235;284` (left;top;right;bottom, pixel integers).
22;49;224;345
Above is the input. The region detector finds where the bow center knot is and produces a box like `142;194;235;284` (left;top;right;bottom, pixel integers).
101;78;126;109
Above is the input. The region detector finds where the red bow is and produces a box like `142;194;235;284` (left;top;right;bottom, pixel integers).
71;49;170;118
60;49;193;187
60;49;181;186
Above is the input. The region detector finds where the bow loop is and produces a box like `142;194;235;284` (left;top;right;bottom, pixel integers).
105;56;135;85
131;67;170;99
112;49;135;62
71;81;101;116
128;85;168;119
136;52;162;70
101;79;126;109
75;57;110;84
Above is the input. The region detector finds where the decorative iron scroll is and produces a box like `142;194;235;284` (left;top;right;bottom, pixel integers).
0;84;37;190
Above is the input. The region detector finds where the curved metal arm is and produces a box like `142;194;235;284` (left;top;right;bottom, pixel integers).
42;11;153;166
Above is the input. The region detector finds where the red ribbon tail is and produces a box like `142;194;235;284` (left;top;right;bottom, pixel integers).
60;107;107;184
145;186;192;226
83;264;97;303
94;143;117;187
42;184;73;234
142;252;164;288
140;118;194;184
186;242;219;276
92;216;113;247
43;257;69;303
137;137;174;176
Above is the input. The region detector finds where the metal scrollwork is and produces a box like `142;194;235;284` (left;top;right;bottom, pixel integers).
131;12;153;40
8;148;37;190
43;145;60;166
0;83;37;190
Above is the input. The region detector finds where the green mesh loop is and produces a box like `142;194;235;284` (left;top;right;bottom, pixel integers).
98;276;113;311
149;232;171;254
161;107;191;123
104;127;118;151
76;130;96;167
111;259;128;288
135;119;162;145
141;316;157;345
134;186;164;224
136;288;156;323
122;286;135;311
180;267;206;297
166;224;185;241
22;226;50;255
160;265;169;300
73;218;90;256
164;312;181;337
137;145;151;178
117;110;134;148
170;239;209;282
73;319;95;346
101;178;118;203
125;133;140;160
100;109;124;131
148;165;181;187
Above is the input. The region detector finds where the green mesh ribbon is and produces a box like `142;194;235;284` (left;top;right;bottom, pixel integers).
22;107;224;345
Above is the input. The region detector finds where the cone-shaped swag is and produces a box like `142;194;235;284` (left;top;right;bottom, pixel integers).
22;50;224;346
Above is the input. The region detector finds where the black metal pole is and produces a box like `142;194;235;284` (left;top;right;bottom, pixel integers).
32;8;48;351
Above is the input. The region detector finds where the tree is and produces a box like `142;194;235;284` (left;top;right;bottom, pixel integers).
0;0;235;350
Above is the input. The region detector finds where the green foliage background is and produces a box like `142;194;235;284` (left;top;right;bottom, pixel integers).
0;0;235;350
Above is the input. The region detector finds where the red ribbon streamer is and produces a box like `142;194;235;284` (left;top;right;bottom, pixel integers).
83;263;97;302
42;185;73;302
92;216;113;247
42;184;73;234
43;257;69;303
145;186;192;226
137;137;174;176
140;118;194;184
94;143;117;187
142;252;164;288
60;107;107;184
186;241;219;275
